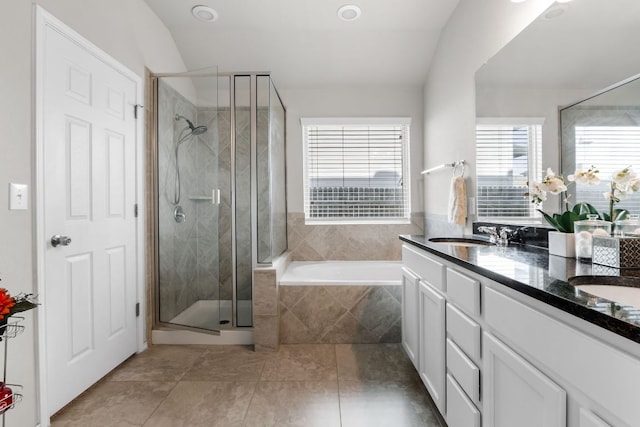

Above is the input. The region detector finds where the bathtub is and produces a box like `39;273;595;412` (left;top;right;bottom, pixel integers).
278;260;402;344
280;260;402;286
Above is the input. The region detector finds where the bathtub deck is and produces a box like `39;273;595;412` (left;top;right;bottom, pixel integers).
280;260;402;286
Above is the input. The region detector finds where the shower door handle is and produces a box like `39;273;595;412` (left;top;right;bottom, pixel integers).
212;189;221;205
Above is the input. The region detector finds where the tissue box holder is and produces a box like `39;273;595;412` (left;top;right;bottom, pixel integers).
592;236;640;268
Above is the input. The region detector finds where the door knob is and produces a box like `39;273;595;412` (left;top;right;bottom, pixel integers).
51;234;72;247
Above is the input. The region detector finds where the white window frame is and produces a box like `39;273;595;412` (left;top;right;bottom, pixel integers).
476;117;544;221
301;117;411;225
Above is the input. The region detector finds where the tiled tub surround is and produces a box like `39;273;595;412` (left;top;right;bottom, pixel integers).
400;235;640;344
253;252;291;352
278;261;402;344
287;212;424;261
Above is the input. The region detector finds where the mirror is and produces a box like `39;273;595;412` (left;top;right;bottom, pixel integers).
476;0;640;213
560;75;640;215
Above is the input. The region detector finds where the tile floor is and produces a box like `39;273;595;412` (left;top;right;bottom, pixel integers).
51;343;446;427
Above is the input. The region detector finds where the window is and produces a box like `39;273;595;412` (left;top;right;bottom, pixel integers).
574;125;640;213
476;118;543;218
302;117;411;223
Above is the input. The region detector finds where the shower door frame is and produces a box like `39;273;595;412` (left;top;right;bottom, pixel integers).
148;70;287;335
149;69;225;334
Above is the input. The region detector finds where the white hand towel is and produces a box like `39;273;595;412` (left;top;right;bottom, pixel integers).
448;176;467;225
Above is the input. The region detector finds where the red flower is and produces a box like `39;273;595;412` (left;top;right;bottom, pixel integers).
0;289;16;321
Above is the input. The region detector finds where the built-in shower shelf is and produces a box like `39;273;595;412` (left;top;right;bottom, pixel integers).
189;196;213;201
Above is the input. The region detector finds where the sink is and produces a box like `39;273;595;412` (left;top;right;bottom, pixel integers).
568;276;640;307
567;275;640;287
428;237;493;247
574;285;640;308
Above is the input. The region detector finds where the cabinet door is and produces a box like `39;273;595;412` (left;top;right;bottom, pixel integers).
418;280;446;414
401;267;420;368
484;332;566;427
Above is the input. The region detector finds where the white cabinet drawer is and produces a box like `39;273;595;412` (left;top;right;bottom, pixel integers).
446;374;481;427
446;268;480;316
446;339;480;404
579;409;611;427
402;244;445;291
446;302;481;361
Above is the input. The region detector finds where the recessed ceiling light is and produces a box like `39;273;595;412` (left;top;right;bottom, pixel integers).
337;5;361;21
191;5;218;23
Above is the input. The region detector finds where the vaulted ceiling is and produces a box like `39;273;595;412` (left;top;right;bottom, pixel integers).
144;0;460;89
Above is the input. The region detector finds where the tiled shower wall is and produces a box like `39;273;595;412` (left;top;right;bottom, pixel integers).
287;212;424;261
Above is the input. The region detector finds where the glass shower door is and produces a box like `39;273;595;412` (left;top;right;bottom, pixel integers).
156;71;225;331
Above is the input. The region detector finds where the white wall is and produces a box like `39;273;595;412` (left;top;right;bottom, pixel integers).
423;0;555;224
282;85;424;214
0;1;187;425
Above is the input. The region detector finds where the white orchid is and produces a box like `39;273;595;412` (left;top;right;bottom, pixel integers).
528;165;603;232
539;168;567;194
612;166;637;186
601;166;639;221
527;182;547;205
568;166;600;185
529;164;640;228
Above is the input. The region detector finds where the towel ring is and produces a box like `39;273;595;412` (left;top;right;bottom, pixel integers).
453;162;465;178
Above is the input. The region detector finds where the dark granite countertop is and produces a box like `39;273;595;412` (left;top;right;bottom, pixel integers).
400;234;640;345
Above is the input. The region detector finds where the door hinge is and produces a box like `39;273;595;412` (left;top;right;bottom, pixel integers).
135;302;140;317
134;203;138;218
134;104;144;119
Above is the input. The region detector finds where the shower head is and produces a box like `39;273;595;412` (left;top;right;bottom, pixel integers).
191;125;208;136
175;114;208;136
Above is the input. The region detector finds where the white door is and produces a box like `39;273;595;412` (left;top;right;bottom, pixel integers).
39;16;139;415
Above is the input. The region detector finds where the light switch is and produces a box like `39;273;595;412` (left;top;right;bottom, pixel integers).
9;183;28;210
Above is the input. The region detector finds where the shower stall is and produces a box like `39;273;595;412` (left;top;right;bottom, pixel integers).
150;69;287;336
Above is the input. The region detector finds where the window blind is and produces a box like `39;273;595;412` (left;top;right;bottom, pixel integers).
476;121;542;218
302;119;410;222
574;125;640;213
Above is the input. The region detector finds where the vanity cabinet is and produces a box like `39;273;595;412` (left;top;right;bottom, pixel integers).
401;239;640;427
401;244;479;420
484;285;640;427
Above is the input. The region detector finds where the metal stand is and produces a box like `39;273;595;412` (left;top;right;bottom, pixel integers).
0;317;24;427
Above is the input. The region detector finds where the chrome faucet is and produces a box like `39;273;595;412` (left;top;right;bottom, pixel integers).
478;226;513;246
478;226;498;243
